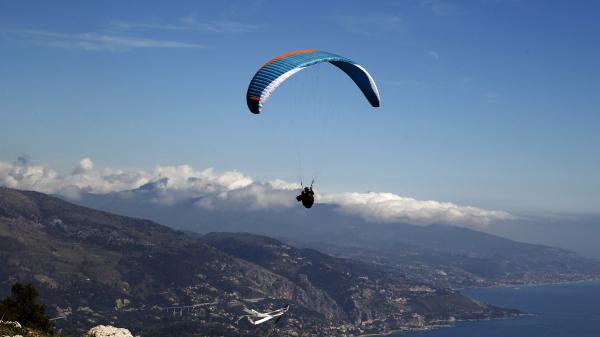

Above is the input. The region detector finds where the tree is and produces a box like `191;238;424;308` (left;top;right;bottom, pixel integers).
0;282;53;333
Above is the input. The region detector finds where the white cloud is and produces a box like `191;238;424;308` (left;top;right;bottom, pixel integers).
3;29;203;52
320;192;513;229
72;157;94;175
0;158;512;228
109;15;262;34
427;50;440;60
0;158;250;200
197;181;297;210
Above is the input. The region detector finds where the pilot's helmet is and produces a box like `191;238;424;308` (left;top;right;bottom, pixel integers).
304;187;310;192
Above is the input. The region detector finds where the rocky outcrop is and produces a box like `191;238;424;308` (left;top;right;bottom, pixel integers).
83;325;133;337
0;321;22;329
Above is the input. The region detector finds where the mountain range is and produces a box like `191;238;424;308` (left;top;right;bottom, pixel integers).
68;183;600;288
0;187;520;336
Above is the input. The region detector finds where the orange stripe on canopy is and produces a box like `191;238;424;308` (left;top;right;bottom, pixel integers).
260;49;318;70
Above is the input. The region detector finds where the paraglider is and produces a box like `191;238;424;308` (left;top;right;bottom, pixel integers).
296;180;315;209
246;50;380;209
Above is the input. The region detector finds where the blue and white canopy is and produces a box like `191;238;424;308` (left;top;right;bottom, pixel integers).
246;50;380;114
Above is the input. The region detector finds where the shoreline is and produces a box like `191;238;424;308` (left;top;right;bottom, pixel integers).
457;277;600;291
359;279;600;337
358;314;525;337
358;324;450;337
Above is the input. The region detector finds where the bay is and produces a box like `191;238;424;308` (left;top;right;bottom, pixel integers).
391;281;600;337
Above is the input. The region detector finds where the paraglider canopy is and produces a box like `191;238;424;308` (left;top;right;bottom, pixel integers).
246;50;380;113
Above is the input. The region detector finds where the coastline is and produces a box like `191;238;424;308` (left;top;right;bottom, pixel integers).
457;277;600;291
357;316;523;337
359;279;600;337
358;324;451;337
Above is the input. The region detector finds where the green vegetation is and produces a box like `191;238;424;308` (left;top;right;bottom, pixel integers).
0;282;60;336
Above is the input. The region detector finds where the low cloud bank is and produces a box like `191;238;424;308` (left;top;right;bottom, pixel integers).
320;192;512;228
0;158;512;228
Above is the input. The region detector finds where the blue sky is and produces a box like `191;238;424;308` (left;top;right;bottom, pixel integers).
1;0;599;214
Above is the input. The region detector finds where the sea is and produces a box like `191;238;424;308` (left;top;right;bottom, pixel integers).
391;281;600;337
